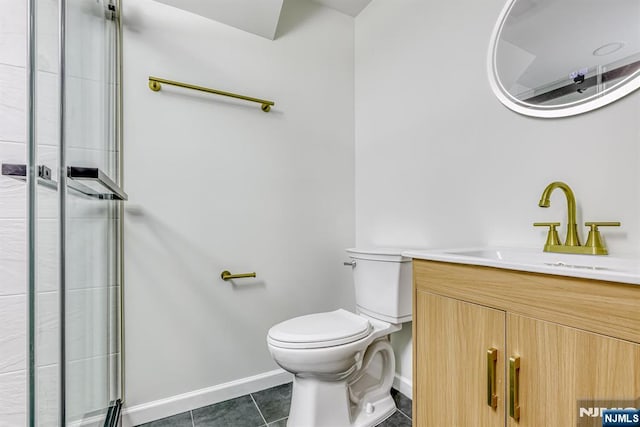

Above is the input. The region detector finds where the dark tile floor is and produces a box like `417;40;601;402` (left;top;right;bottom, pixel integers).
137;383;412;427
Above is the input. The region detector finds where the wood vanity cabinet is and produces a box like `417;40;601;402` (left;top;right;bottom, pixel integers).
412;259;640;427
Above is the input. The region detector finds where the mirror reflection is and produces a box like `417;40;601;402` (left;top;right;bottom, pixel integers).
491;0;640;113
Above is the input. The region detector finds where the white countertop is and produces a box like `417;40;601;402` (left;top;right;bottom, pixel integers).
403;247;640;285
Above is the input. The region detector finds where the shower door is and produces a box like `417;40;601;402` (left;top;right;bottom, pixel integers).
0;0;123;425
62;0;123;424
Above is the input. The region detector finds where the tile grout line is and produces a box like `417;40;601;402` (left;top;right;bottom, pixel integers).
190;410;195;427
269;416;288;425
250;393;269;426
396;408;412;422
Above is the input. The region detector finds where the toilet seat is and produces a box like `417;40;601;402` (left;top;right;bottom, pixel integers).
268;309;372;349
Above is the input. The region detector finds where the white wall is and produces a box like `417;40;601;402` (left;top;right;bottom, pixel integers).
355;0;640;384
122;0;355;417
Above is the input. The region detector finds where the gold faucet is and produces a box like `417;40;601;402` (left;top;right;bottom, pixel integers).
538;181;581;246
534;181;620;255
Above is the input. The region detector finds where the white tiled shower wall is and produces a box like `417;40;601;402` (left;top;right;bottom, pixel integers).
0;0;30;423
1;0;61;423
35;0;62;423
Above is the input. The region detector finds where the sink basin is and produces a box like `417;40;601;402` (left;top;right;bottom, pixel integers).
403;247;640;284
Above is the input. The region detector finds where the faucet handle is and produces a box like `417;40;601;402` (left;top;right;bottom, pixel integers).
584;222;620;255
585;221;621;228
533;222;561;247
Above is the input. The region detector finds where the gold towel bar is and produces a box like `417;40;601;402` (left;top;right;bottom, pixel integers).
148;76;275;112
221;270;257;281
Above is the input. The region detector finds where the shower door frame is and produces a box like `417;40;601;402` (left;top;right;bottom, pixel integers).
26;0;37;424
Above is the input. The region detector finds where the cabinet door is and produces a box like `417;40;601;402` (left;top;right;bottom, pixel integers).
414;291;506;427
507;314;640;427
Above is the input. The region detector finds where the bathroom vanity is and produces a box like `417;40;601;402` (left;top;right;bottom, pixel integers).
406;249;640;427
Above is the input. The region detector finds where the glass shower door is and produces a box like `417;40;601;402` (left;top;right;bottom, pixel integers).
62;0;122;423
0;0;122;425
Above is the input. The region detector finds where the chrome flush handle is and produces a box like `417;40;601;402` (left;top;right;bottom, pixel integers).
343;260;356;267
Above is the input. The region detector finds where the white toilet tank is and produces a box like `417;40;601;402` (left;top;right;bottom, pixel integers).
346;248;412;324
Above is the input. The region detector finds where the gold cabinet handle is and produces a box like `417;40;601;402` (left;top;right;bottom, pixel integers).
509;356;521;421
487;348;498;409
221;271;256;280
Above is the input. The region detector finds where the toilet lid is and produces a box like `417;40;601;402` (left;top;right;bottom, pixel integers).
268;309;372;349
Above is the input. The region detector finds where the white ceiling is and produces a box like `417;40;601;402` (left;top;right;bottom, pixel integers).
152;0;285;39
151;0;371;40
311;0;372;17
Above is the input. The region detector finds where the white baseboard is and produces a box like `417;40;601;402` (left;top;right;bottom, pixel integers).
120;369;293;427
393;373;412;400
67;415;103;427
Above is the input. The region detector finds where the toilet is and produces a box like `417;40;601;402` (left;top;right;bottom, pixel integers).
266;248;412;427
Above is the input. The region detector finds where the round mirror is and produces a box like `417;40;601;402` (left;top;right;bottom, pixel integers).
488;0;640;117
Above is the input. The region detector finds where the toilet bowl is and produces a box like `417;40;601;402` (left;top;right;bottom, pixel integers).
266;248;412;427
